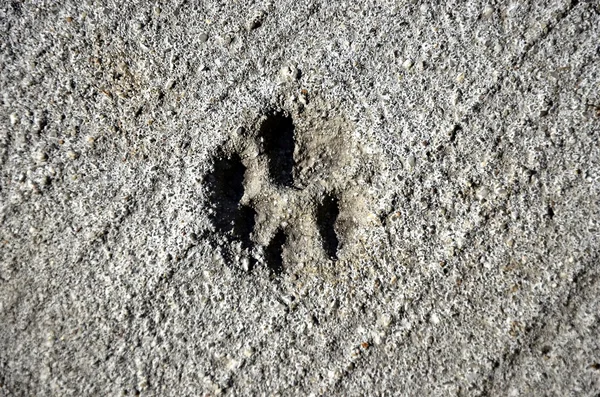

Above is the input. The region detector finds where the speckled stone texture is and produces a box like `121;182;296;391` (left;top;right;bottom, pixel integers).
0;1;599;395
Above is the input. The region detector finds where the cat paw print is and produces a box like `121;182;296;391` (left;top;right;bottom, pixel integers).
206;104;375;276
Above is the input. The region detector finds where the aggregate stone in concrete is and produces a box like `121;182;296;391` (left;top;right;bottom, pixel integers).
0;1;599;396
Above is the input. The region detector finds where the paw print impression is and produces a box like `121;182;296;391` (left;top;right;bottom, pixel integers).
206;104;375;276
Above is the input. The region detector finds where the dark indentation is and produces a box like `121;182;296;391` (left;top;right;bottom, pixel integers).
234;204;256;249
449;124;462;143
526;168;538;183
206;152;246;235
259;112;295;187
541;345;552;355
316;193;340;259
546;205;555;220
249;18;262;30
265;229;286;275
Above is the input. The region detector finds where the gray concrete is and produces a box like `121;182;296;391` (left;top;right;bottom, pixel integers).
1;0;599;395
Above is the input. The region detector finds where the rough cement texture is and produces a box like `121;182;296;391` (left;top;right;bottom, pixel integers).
0;0;599;395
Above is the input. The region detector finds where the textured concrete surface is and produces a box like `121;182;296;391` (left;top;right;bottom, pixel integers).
1;0;599;395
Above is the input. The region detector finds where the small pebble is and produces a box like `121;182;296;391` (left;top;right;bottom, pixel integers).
378;314;393;328
476;187;490;200
482;5;494;18
9;113;18;125
67;151;79;160
456;73;465;83
373;332;384;345
35;151;48;163
199;32;209;43
243;347;255;358
407;154;416;168
240;257;250;272
222;35;232;46
402;59;414;70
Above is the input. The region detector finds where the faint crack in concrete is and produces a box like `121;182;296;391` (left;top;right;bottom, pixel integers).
461;0;584;125
483;256;600;395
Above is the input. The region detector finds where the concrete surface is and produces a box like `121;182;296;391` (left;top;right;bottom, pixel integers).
1;0;599;395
